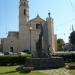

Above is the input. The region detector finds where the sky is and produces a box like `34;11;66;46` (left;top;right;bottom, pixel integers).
0;0;75;43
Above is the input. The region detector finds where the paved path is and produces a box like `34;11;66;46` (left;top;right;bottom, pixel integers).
35;68;70;75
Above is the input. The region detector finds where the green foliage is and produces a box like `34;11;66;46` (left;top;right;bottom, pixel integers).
0;54;32;66
57;39;65;51
53;52;75;62
69;31;75;46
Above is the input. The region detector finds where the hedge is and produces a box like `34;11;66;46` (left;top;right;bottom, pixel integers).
53;52;75;62
0;54;32;66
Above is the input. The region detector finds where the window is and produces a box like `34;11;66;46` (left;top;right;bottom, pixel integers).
36;24;41;29
24;2;26;5
24;9;26;15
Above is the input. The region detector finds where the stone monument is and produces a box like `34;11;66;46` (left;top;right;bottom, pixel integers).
25;24;65;70
17;24;65;71
36;24;49;58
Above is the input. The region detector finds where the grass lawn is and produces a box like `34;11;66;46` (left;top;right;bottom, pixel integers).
0;66;48;75
69;70;75;75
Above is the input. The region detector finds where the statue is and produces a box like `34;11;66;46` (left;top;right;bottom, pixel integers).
36;24;49;58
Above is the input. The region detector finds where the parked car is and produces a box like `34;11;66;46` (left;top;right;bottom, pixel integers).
22;50;31;54
69;48;75;51
13;52;18;55
4;52;13;55
18;52;27;55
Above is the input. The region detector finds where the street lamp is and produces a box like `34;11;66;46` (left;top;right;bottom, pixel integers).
29;26;32;53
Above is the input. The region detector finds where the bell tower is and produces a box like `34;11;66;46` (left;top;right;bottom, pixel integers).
19;0;29;26
19;0;30;52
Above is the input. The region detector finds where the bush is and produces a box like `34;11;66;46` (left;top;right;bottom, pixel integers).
0;54;32;66
53;52;75;62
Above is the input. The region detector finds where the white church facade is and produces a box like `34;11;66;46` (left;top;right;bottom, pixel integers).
1;0;57;57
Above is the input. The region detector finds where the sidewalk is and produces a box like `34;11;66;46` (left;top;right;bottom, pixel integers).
35;68;70;75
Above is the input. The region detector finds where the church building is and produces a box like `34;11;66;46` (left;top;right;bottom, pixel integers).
1;0;57;57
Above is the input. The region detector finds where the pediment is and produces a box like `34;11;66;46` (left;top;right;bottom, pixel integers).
30;16;45;24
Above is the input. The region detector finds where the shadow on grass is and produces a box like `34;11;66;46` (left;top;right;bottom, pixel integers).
0;71;17;74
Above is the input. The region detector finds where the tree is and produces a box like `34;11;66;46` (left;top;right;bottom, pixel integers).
69;31;75;46
57;39;65;51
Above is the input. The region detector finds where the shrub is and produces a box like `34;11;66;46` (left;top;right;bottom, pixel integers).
53;52;75;62
0;54;32;66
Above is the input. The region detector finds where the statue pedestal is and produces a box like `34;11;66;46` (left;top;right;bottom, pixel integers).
25;57;65;70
